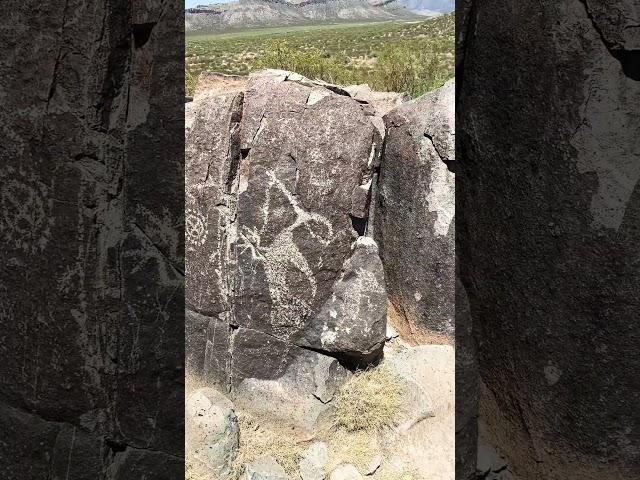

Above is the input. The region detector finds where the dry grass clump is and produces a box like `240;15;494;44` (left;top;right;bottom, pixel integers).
332;366;403;432
233;413;304;477
327;429;379;473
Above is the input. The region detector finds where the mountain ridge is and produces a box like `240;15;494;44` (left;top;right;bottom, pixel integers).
185;0;428;32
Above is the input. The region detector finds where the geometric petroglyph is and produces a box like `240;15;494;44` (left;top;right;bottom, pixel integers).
186;208;207;249
0;167;52;254
238;171;333;335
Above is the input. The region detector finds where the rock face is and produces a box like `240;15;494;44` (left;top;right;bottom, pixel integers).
245;455;289;480
0;2;184;478
455;269;478;480
296;236;387;363
186;388;239;478
299;442;329;480
186;70;388;429
459;1;640;479
375;80;455;338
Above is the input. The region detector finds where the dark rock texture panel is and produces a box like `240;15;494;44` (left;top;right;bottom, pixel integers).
0;1;185;478
458;1;640;478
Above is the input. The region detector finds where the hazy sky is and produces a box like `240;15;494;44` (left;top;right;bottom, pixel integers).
185;0;234;7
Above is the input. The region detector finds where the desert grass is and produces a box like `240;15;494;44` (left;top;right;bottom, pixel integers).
332;366;403;432
233;412;305;478
327;428;380;473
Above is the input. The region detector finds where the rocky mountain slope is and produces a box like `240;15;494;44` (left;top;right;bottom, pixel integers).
185;70;455;479
185;0;422;32
397;0;454;15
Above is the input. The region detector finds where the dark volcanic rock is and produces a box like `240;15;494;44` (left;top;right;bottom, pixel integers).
186;92;243;317
185;71;387;407
375;80;455;338
296;236;387;362
235;71;382;343
459;1;640;478
0;1;184;477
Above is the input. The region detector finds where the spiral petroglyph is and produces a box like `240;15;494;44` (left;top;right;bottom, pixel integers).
0;168;52;254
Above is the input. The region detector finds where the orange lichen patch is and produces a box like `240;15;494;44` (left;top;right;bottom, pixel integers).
386;299;453;346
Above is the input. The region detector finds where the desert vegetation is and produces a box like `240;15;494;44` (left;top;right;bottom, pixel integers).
185;14;453;97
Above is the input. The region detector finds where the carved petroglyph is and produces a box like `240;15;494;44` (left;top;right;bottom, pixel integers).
238;171;333;334
0;168;52;254
186;208;207;248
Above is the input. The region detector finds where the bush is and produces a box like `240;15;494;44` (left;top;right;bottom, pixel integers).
256;39;450;98
256;40;357;85
371;44;448;97
332;366;403;432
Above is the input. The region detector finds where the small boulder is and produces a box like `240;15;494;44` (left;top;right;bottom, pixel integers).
186;388;239;478
245;455;289;480
329;464;363;480
233;347;350;434
299;442;329;480
297;237;387;365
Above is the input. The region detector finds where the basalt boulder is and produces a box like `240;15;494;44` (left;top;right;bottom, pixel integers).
185;70;387;402
375;79;455;339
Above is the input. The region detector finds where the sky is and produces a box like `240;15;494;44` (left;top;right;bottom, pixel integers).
185;0;234;7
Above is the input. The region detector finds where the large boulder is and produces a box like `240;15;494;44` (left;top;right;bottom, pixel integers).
458;1;640;478
374;80;455;339
296;236;387;364
185;70;388;405
234;70;383;346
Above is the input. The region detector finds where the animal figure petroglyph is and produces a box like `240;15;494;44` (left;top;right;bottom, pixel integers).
238;171;333;333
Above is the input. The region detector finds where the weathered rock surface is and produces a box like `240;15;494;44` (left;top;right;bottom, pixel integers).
0;1;184;478
186;70;387;410
245;455;289;480
329;463;363;480
455;268;478;480
186;388;239;478
233;346;350;433
299;441;329;480
382;345;454;479
458;1;640;478
296;236;387;363
375;79;455;338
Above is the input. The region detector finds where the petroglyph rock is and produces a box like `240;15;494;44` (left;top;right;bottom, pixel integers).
375;80;455;338
186;91;243;317
186;70;387;397
235;71;383;344
296;236;387;363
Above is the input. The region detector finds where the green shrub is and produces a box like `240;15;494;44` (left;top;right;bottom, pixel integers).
256;40;357;85
371;44;449;97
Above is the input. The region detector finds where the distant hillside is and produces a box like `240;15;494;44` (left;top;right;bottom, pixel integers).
185;0;423;32
396;0;454;15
